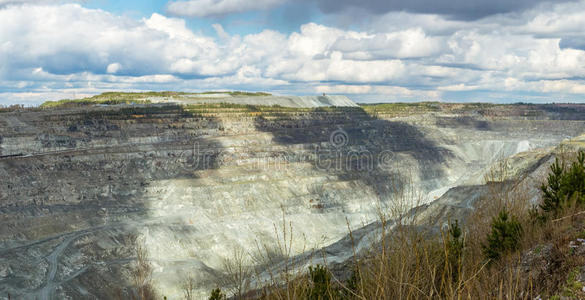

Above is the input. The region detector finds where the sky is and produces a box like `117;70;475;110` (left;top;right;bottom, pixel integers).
2;0;585;105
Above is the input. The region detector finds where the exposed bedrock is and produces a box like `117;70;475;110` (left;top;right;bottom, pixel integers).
1;103;585;298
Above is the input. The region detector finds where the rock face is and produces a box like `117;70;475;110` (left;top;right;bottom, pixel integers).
1;101;585;299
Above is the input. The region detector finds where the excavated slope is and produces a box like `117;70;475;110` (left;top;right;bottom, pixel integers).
149;94;359;108
1;102;585;299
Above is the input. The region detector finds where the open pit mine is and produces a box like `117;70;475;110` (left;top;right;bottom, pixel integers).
1;93;585;299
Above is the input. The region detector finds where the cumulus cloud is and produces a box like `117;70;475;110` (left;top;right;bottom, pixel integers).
0;5;228;77
331;28;444;59
167;0;285;17
3;1;585;104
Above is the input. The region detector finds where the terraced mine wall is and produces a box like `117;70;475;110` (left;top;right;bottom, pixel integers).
1;102;585;299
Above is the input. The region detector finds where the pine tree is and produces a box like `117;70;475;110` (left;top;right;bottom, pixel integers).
309;265;332;300
540;151;585;215
209;288;225;300
565;151;585;206
447;220;464;282
482;210;523;261
540;158;566;213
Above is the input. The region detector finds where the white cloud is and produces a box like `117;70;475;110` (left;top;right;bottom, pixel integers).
0;5;228;77
315;84;373;94
166;0;285;17
4;1;585;104
438;84;480;92
315;85;441;101
0;90;95;105
106;63;122;74
269;52;406;83
288;23;347;57
212;23;230;40
331;28;444;59
540;80;585;94
520;1;585;35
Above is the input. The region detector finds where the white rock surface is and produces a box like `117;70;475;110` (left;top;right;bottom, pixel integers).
150;94;359;108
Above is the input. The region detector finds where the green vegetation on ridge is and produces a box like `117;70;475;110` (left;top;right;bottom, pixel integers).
40;91;272;108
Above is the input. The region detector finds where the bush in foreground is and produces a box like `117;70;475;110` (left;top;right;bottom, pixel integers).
482;209;523;261
540;151;585;215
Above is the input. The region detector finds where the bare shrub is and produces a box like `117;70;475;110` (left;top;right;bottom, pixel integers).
182;274;196;300
221;246;252;299
129;238;157;300
250;206;311;299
